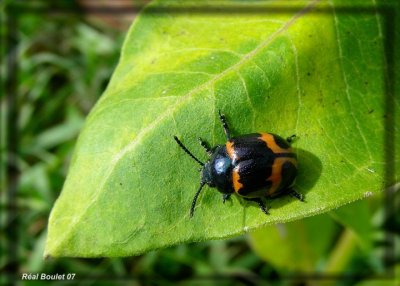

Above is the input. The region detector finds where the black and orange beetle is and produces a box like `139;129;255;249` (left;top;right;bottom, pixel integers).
174;111;303;217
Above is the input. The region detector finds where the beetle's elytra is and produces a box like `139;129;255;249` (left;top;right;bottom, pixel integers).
174;111;303;217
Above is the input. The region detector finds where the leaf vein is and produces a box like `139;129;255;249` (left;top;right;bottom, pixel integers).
237;71;256;130
331;2;373;163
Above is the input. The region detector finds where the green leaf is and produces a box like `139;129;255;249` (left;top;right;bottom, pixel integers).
248;214;339;272
330;200;373;250
45;0;399;257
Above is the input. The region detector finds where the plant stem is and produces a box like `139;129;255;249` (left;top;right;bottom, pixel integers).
316;228;358;286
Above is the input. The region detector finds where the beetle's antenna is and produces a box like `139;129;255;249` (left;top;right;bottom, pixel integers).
174;136;204;166
218;110;231;140
190;181;206;218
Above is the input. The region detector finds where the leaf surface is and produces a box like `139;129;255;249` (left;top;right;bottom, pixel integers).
45;0;398;257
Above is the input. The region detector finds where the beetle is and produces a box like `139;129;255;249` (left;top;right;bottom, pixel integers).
173;111;303;217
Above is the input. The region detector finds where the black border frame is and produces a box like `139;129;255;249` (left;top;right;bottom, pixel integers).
1;0;397;284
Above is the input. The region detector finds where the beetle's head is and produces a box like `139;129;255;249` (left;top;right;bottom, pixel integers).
200;162;215;187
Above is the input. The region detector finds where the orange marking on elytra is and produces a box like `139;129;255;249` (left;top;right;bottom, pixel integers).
267;157;297;195
259;133;291;154
226;141;235;159
232;168;243;192
225;141;238;161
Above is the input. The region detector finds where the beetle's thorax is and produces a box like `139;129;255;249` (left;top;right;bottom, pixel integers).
201;145;233;194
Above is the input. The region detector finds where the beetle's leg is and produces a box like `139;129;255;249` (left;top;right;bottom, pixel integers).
222;194;231;203
245;198;269;215
288;189;304;202
286;134;297;144
198;137;212;156
256;199;269;215
218;110;231;140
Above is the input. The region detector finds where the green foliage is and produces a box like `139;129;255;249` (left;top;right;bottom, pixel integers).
45;0;397;258
1;1;125;280
249;214;339;272
3;0;398;284
330;200;373;250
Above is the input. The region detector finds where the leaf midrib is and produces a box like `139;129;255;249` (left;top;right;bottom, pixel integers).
48;0;320;255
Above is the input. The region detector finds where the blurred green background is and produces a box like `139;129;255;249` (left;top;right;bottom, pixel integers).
1;1;398;285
